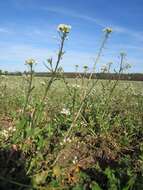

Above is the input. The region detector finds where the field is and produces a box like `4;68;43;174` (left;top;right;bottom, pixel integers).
0;74;143;190
0;27;143;190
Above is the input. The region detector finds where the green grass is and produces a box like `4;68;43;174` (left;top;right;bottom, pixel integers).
0;75;143;190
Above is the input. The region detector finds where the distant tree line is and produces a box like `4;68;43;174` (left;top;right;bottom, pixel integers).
0;70;143;81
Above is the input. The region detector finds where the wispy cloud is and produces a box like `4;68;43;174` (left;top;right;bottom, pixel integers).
0;27;10;33
113;25;143;41
0;43;53;71
43;6;143;41
0;41;142;72
0;44;52;61
43;6;106;27
0;43;95;71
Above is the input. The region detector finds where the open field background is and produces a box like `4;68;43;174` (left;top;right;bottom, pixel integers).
0;75;143;116
3;72;143;81
0;74;143;189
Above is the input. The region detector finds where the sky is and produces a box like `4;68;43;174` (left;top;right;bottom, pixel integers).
0;0;143;73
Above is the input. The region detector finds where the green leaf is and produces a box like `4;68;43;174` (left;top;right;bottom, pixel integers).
91;181;102;190
122;176;136;190
72;184;83;190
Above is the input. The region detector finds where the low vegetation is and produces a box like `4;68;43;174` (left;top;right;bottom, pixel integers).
0;24;143;190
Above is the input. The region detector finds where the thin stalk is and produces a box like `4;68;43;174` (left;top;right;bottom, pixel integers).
32;33;67;126
101;53;125;121
23;64;33;114
0;176;32;188
52;31;112;166
42;33;66;102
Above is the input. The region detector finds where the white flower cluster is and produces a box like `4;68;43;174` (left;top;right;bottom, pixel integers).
103;27;113;34
60;136;78;146
71;84;80;89
60;137;72;146
72;156;78;164
57;24;71;33
0;126;16;139
25;58;36;65
61;108;70;116
1;129;9;139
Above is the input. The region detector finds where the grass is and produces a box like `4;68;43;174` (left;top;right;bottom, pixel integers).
0;76;143;190
0;25;143;190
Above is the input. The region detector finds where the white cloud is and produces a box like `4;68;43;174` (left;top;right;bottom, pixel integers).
0;43;95;71
43;6;143;41
43;6;105;27
0;42;142;72
0;28;10;33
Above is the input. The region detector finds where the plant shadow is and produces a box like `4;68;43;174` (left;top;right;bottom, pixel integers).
0;147;31;190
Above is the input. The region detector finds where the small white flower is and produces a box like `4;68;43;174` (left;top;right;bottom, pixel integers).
103;27;113;34
63;138;67;143
72;160;76;164
10;127;16;132
25;58;36;65
77;144;80;149
61;108;70;116
71;84;80;89
40;81;46;86
67;137;72;143
57;24;71;33
12;127;16;132
72;156;78;164
80;121;87;127
8;127;13;131
62;137;72;144
1;129;9;139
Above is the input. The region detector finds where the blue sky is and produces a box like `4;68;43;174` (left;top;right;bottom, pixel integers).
0;0;143;72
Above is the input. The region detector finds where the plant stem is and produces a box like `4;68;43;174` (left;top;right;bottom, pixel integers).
23;64;33;114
